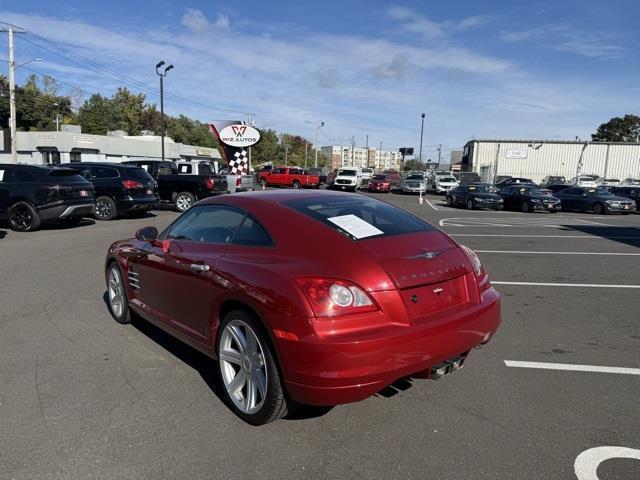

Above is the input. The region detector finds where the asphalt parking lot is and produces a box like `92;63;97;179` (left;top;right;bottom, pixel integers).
1;192;639;480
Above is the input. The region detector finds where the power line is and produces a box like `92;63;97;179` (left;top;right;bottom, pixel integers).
1;20;249;116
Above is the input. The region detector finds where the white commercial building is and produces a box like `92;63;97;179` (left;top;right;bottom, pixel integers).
462;139;640;183
0;127;222;165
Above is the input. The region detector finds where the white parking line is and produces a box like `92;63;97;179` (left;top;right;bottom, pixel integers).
451;234;640;239
475;250;640;256
492;281;640;288
425;199;440;211
504;360;640;376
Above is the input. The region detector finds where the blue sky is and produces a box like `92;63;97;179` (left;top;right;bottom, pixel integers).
2;0;638;161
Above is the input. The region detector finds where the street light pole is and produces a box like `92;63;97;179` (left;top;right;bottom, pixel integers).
418;112;425;163
156;61;174;163
8;27;16;164
314;121;324;168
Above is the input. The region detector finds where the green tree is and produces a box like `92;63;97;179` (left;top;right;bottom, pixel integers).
592;114;640;142
251;128;280;166
76;93;113;134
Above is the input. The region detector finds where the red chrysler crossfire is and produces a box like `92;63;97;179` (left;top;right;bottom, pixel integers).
105;190;501;425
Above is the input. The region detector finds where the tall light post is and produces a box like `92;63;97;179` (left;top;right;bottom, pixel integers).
418;112;425;163
155;60;174;163
314;121;324;168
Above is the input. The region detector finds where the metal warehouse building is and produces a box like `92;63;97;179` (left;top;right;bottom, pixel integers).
461;140;640;183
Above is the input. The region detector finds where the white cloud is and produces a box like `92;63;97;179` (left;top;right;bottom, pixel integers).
213;13;230;30
372;53;415;79
181;8;209;32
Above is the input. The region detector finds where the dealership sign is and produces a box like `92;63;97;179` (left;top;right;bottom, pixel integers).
219;124;261;147
506;149;528;159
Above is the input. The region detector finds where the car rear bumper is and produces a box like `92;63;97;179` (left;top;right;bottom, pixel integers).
278;288;501;406
368;185;390;192
38;201;95;221
402;187;425;193
117;195;159;211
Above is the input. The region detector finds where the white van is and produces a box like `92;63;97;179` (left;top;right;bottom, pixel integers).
331;168;361;192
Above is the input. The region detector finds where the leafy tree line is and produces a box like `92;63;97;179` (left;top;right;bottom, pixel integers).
0;74;330;167
591;114;640;142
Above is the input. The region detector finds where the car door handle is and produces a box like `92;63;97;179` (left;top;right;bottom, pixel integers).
189;263;210;273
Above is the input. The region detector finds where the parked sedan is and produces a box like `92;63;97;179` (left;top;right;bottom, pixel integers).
367;174;391;192
401;173;427;194
105;191;501;425
554;186;634;214
607;186;640;211
495;177;536;187
540;175;567;188
447;184;503;210
497;185;561;212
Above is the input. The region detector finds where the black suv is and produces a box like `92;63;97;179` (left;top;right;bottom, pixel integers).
498;185;561;212
60;163;158;220
0;163;95;232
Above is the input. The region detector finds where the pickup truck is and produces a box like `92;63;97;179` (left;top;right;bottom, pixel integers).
258;166;320;189
123;159;227;212
176;160;254;193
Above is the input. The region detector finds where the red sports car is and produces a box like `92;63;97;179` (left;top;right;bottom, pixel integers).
105;190;500;425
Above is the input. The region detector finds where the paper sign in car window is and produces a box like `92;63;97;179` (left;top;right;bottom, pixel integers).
0;170;4;181
469;186;476;191
140;164;149;171
327;214;383;239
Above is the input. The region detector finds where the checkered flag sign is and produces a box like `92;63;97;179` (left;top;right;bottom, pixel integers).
229;149;249;175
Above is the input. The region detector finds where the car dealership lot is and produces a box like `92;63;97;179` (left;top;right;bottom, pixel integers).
1;194;639;479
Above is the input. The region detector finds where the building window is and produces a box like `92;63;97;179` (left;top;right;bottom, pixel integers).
41;150;61;165
70;152;82;162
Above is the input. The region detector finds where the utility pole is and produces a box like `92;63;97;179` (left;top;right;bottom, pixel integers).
437;144;441;169
285;143;289;164
379;141;383;170
304;141;308;169
351;136;355;167
365;134;369;168
9;27;16;164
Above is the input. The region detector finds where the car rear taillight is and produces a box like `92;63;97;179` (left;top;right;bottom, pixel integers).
295;277;378;317
122;180;144;189
236;177;242;187
205;177;214;190
460;245;490;291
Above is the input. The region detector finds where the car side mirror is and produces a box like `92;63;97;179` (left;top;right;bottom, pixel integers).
135;226;158;241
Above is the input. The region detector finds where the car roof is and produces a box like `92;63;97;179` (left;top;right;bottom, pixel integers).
200;188;360;207
61;162;141;169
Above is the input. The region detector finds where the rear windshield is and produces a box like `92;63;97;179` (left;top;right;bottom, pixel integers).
126;167;154;182
284;196;435;240
438;177;456;182
468;185;489;192
372;174;388;181
406;175;424;180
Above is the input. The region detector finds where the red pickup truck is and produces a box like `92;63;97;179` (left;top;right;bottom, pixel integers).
258;166;320;189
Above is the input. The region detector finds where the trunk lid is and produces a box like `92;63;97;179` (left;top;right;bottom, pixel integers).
359;231;470;289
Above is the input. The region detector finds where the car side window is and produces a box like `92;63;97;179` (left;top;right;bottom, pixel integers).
289;168;301;175
272;168;285;174
232;216;273;247
166;205;246;244
178;164;192;174
10;170;37;182
92;167;119;179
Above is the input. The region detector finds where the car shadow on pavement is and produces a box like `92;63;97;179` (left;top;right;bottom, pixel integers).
559;225;640;249
102;292;334;421
0;229;6;239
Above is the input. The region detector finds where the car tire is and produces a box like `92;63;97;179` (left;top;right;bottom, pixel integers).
95;196;118;221
260;179;268;188
292;181;301;189
106;262;132;325
217;310;297;425
593;203;605;215
521;201;531;213
466;199;474;210
8;201;41;232
175;192;195;212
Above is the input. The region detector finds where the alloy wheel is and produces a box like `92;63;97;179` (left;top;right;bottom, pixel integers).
108;267;125;318
176;194;192;211
219;319;268;415
9;204;33;230
96;199;112;218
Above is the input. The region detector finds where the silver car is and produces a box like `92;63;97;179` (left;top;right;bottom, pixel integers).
401;174;427;193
